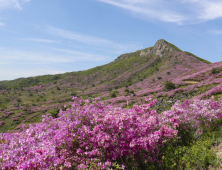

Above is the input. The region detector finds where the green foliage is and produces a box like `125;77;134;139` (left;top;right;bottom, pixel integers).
70;92;77;96
48;109;60;118
110;91;119;98
184;51;211;64
124;89;130;93
164;40;183;52
167;72;171;75
108;87;113;92
212;68;218;74
161;136;217;170
164;81;176;91
17;98;22;103
130;90;134;94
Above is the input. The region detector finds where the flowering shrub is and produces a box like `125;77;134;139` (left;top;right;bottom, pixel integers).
0;97;222;169
0;121;5;126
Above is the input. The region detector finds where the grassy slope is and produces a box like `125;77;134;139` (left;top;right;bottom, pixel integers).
0;40;215;133
0;40;211;90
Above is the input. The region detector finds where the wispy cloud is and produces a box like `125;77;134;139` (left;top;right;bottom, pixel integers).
0;0;30;10
0;22;5;26
47;26;142;54
0;47;107;65
23;38;60;43
96;0;222;24
51;48;110;61
208;30;222;35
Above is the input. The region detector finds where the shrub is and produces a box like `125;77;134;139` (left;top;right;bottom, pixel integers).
57;87;61;90
17;98;22;103
110;91;119;98
1;98;222;169
111;93;116;98
165;81;176;91
124;89;129;93
48;109;60;118
158;77;162;80
212;68;218;74
70;92;77;96
130;91;134;94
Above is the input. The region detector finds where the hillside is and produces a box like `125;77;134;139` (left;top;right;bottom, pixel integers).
2;39;222;133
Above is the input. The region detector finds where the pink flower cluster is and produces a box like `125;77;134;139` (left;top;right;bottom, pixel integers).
194;83;222;100
0;97;222;169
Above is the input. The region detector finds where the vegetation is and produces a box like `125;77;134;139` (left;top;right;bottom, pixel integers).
1;97;222;169
165;81;176;91
212;67;218;74
184;51;211;64
110;91;119;98
0;39;221;169
164;40;183;52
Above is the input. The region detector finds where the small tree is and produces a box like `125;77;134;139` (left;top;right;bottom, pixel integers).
110;91;119;98
111;93;116;98
124;89;130;93
165;81;176;91
70;92;77;96
17;98;22;103
211;68;217;74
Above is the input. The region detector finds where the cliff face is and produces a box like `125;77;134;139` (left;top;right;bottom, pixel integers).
140;39;178;57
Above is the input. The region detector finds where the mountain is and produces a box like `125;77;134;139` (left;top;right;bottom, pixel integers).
1;39;222;133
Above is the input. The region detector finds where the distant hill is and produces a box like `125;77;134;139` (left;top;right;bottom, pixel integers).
2;39;222;133
0;39;211;90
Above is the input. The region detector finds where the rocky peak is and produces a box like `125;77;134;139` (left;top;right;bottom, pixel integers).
140;39;179;57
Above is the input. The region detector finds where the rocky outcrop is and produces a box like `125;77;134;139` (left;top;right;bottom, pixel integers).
140;39;178;57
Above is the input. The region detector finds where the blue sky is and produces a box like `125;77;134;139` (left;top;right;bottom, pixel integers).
0;0;222;80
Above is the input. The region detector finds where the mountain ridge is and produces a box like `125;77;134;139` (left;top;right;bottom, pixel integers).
0;39;211;90
1;39;220;133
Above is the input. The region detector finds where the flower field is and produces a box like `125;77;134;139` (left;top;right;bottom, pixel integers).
1;96;222;169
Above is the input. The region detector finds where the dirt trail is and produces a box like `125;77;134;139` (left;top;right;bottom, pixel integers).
184;81;199;84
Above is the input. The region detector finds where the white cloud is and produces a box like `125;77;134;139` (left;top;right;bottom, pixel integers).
208;30;222;35
47;26;142;54
0;22;5;26
51;48;111;61
96;0;222;24
23;38;60;43
0;0;30;10
0;48;107;64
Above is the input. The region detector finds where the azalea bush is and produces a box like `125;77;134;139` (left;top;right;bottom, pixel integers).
1;97;222;169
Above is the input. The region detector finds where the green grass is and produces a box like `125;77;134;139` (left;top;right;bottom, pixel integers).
184;51;211;64
164;40;183;52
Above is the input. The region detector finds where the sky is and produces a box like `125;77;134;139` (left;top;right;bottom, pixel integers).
0;0;222;80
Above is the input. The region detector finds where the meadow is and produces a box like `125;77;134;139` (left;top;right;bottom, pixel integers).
1;39;222;169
